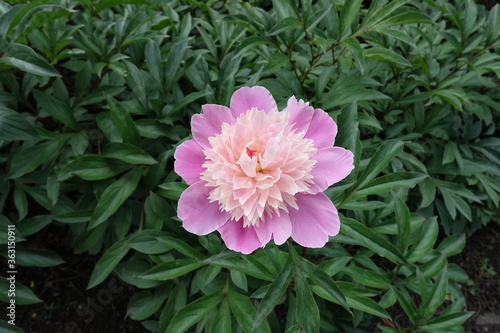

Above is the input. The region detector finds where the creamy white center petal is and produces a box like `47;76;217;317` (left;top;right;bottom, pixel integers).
201;108;317;227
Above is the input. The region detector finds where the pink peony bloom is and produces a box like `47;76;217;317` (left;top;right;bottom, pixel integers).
174;86;354;254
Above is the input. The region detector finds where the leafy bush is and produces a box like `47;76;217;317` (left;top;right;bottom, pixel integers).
1;0;499;332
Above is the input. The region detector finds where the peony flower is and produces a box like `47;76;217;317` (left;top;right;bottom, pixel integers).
174;86;354;254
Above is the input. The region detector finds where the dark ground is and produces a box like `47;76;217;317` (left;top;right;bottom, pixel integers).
451;223;500;333
1;225;148;333
1;223;499;333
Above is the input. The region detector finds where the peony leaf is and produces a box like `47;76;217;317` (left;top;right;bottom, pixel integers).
0;107;38;141
406;217;439;263
292;248;351;314
419;312;474;331
165;291;223;333
352;140;405;191
140;260;206;280
394;195;411;252
339;0;362;39
294;267;320;333
252;253;293;330
88;168;142;229
341;217;407;265
228;289;271;333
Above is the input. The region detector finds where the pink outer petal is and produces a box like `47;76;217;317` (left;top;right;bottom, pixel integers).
285;96;314;134
192;104;235;149
230;86;277;118
305;109;338;149
254;213;292;246
309;147;354;194
289;192;340;248
218;219;263;254
174;140;206;185
178;181;231;235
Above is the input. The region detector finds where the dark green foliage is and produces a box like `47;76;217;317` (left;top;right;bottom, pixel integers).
0;0;498;332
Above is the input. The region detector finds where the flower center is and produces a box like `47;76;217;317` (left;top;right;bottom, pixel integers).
201;108;317;227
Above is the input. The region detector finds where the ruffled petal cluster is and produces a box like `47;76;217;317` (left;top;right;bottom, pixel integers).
174;86;354;254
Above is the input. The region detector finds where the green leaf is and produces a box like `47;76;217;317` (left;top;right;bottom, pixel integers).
486;4;500;44
432;89;469;111
420;253;447;278
0;319;24;333
106;95;140;146
407;217;438;263
165;291;223;333
294;268;320;333
394;287;417;322
94;0;149;12
203;256;273;281
394;195;411;252
157;236;206;260
127;289;167;321
163;90;211;117
284;324;302;333
0;278;42;305
228;289;271;333
13;183;27;220
378;8;433;27
360;0;411;31
418;178;436;208
419;312;474;330
437;234;466;257
343;267;391;289
57;155;131;181
210;298;231;333
74;223;107;254
88;168;142;229
342;38;365;73
339;0;362;39
14;246;64;267
321;88;390;109
351;172;426;199
53;210;93;223
342;200;387;210
140;260;205;280
0;107;38;141
318;257;351;276
165;38;188;91
127;230;172;255
157;182;188;200
375;27;416;47
1;43;60;77
422;268;448;320
144;191;165;230
145;40;162;84
33;90;78;129
352;140;404;190
364;47;411;67
341;217;407;265
16;215;52;237
87;236;131;289
311;284;390;319
293;251;351;314
253;253;294;330
8;140;65;179
230;270;248;292
102;142;157;165
0;5;23;48
266;17;301;36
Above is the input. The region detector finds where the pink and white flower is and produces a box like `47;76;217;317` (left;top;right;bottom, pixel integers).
174;86;354;254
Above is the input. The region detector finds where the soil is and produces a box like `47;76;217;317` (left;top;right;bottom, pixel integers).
450;223;500;333
1;223;499;333
0;225;148;333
